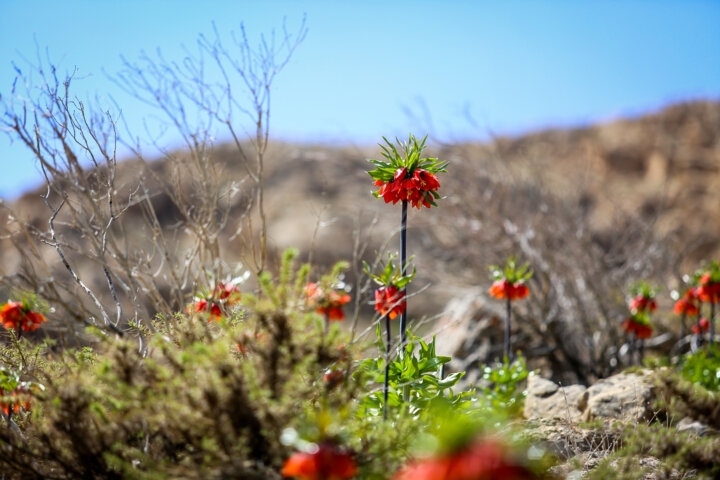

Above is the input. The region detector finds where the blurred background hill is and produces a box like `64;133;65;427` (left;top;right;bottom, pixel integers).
4;99;719;311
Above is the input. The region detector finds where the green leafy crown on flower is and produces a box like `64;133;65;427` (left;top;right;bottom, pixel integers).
363;252;416;289
488;256;533;284
629;281;660;299
628;310;651;325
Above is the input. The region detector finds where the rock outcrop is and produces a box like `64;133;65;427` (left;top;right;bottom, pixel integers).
524;370;657;424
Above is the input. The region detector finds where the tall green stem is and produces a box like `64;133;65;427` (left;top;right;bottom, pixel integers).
504;297;512;361
399;200;408;348
383;314;391;420
711;301;716;348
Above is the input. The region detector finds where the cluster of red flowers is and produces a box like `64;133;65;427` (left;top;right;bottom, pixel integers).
374;167;440;209
692;317;710;335
306;283;352;322
621;318;653;339
189;282;240;321
673;288;700;317
488;280;530;301
0;385;32;416
0;301;46;332
394;438;538;480
374;285;406;320
622;289;656;340
628;294;657;313
282;443;358;480
698;272;720;303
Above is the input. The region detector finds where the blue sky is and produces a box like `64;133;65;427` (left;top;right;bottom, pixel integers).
1;0;719;198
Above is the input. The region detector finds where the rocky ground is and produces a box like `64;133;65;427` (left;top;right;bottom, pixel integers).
523;370;716;479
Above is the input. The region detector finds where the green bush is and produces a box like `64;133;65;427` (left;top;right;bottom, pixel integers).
679;346;720;391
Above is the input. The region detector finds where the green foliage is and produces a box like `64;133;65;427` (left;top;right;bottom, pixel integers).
628;281;660;299
354;332;472;418
363;252;415;289
367;134;448;183
679;346;720;391
479;354;530;416
0;252;356;479
488;256;533;284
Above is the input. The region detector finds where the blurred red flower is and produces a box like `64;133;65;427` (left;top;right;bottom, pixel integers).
188;282;241;321
282;443;358;480
0;385;32;416
323;369;344;388
692;317;710;335
374;285;406;320
489;280;530;301
673;288;700;317
0;301;46;332
306;283;352;321
698;273;720;303
629;295;657;313
622;318;653;339
215;282;241;301
394;438;538;480
191;299;222;321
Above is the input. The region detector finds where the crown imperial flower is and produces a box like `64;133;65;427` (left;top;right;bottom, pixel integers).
282;443;358;480
374;285;406;320
622;317;653;339
394;438;539;480
306;283;352;322
368;135;447;210
673;287;700;316
692;317;710;335
0;300;46;332
488;257;532;302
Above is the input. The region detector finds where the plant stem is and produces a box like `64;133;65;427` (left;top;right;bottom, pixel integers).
638;337;645;363
680;311;687;339
399;199;408;349
711;301;716;348
383;314;391;421
505;297;512;361
324;312;330;336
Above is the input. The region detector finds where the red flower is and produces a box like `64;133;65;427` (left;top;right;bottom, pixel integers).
489;280;530;301
622;318;653;339
188;282;241;321
0;301;46;332
215;282;241;301
0;386;32;416
306;283;352;321
374;285;406;320
374;167;439;209
394;439;538;480
190;299;222;321
629;295;657;313
698;274;720;303
323;369;344;388
282;443;358;480
413;169;440;191
692;317;710;335
673;288;700;316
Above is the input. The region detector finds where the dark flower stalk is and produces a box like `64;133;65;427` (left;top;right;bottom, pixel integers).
365;254;414;420
399;199;408;347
